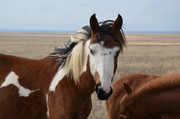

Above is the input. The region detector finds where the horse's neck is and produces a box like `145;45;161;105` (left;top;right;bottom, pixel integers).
37;57;60;92
72;56;95;97
77;59;95;98
48;55;95;98
77;43;96;97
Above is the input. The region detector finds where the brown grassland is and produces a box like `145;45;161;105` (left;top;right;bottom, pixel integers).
0;33;180;118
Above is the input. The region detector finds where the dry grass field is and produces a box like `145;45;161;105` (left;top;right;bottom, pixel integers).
0;33;180;118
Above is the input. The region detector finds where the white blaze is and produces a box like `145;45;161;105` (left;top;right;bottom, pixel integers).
89;43;120;92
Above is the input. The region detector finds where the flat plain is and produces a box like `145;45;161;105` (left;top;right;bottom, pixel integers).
0;33;180;118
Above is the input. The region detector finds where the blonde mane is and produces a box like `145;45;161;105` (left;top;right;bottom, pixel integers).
51;26;91;83
63;39;88;82
50;26;90;83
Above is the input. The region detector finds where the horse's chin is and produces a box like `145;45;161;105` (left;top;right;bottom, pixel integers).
95;84;113;100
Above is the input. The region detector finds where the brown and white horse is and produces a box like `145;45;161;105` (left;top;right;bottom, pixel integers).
120;73;180;119
0;14;126;119
106;74;160;119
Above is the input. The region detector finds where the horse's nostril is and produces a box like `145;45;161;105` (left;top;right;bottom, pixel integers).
109;87;113;95
95;84;113;100
95;83;101;92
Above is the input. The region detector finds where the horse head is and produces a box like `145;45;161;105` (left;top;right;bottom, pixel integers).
89;14;126;100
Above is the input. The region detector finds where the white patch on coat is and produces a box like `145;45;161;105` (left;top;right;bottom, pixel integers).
49;68;66;91
46;94;49;117
89;43;120;92
1;71;36;97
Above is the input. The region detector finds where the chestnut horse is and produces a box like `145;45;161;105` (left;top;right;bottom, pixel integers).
106;74;160;119
0;14;126;119
120;73;180;119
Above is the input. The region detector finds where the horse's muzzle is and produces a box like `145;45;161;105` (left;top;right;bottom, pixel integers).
95;84;113;100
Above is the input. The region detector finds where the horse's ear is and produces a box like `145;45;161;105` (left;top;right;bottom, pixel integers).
90;14;99;35
112;14;123;31
123;83;133;95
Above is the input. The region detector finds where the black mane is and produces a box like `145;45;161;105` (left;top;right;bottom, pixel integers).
50;41;77;68
99;20;114;26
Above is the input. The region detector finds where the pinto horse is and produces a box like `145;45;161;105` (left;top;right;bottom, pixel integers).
106;74;160;119
0;14;126;119
120;73;180;119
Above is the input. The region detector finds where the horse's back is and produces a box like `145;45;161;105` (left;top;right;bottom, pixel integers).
0;54;39;83
114;73;161;87
106;74;160;119
0;53;58;91
0;53;17;75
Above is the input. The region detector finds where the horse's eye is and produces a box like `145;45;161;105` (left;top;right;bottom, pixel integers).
90;49;95;55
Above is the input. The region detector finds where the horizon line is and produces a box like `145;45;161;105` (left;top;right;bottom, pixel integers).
0;29;180;34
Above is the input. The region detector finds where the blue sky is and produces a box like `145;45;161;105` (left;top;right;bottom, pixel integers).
0;0;180;32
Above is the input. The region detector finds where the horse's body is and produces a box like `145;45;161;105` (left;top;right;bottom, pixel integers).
0;54;57;119
120;73;180;119
0;14;126;119
106;74;160;119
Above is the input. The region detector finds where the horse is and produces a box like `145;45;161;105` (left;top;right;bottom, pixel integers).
120;73;180;119
0;14;126;119
105;74;161;119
